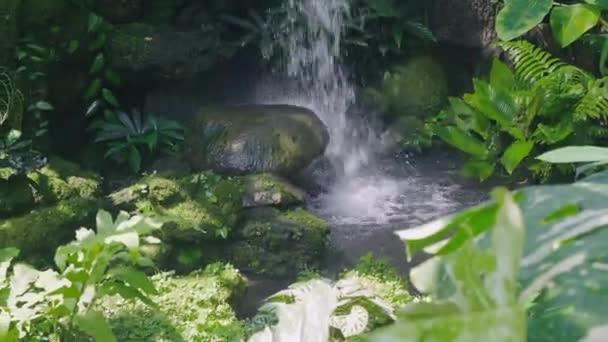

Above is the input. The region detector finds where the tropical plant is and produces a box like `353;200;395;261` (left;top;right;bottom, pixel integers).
92;110;184;173
0;210;163;341
538;145;608;178
434;41;608;181
496;0;608;48
370;168;608;341
248;277;400;341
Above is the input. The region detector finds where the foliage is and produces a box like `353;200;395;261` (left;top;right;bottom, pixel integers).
368;189;526;341
434;41;608;181
0;210;163;341
496;0;608;48
97;263;246;342
0;68;24;130
382;170;608;341
248;274;402;341
92;110;184;173
538;145;608;178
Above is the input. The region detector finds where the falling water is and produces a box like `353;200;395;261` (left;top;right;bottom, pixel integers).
256;0;469;225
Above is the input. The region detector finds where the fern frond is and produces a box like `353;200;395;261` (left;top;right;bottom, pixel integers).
501;41;567;86
574;77;608;122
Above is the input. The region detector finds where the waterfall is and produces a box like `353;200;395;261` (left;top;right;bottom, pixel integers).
255;0;461;225
257;0;375;178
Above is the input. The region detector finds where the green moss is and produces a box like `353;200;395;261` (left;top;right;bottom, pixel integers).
143;176;185;205
229;207;329;277
368;55;448;118
27;157;102;204
0;197;99;258
0;177;35;217
129;173;243;242
97;263;246;342
242;173;305;208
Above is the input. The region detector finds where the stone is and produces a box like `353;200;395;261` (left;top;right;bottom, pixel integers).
0;177;34;218
242;173;305;208
366;56;448;119
0;198;100;259
185;105;329;176
27;157;102;205
431;0;498;48
109;173;244;242
228;207;330;278
106;23;224;80
91;0;143;24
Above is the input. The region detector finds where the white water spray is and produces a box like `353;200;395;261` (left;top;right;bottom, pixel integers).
257;0;463;225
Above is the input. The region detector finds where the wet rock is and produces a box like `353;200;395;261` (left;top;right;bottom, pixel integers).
91;0;143;24
431;0;498;48
109;172;244;242
0;197;100;258
242;173;305;208
228;207;329;278
366;55;448;119
185;105;329;176
0;177;34;217
106;23;227;80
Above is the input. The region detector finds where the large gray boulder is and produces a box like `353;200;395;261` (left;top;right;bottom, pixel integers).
431;0;498;48
106;23;229;80
185;105;329;176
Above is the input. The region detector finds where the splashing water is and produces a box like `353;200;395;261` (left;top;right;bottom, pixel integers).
256;0;466;225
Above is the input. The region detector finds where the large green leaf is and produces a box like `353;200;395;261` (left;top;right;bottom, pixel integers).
496;0;553;41
537;146;608;163
74;311;116;342
370;190;526;341
434;126;488;158
490;59;516;90
501;140;534;174
585;0;608;10
550;4;600;48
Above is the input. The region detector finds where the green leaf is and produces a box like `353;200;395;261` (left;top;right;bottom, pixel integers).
84;78;102;101
434;126;488;158
102;88;119;108
537;146;608;163
584;0;608;10
74;311;116;342
67;40;79;54
490;59;515;90
89;53;105;75
128;146;142;173
462;160;496;181
496;0;553;41
550;4;600;48
97;210;114;235
5;130;22;146
34;101;54;111
108;267;157;295
501;140;534;174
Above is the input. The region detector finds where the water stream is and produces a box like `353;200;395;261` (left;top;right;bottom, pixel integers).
254;0;487;272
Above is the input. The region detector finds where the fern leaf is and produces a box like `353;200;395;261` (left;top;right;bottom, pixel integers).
501;41;567;85
574;77;608;122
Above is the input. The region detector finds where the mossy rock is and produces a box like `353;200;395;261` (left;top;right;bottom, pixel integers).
107;23;222;80
27;157;102;205
228;207;330;277
242;173;305;208
367;55;448;118
186;105;329;176
0;197;100;258
97;263;246;341
0;177;34;217
110;173;244;242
